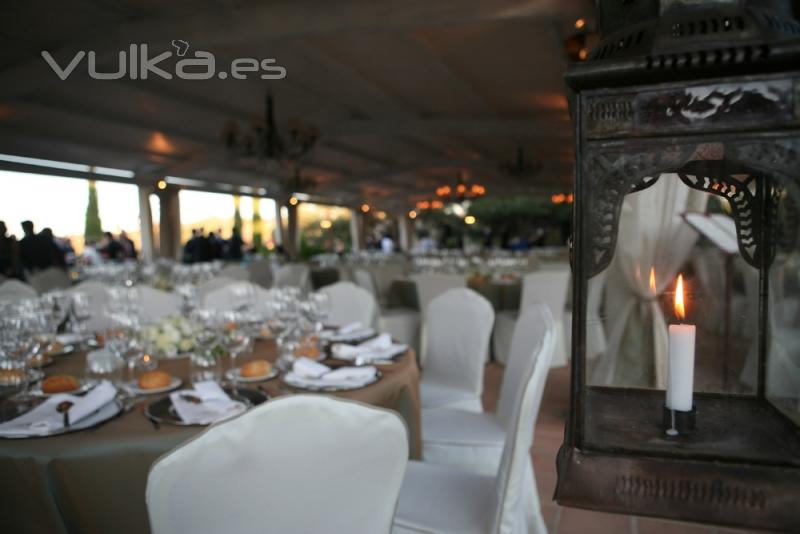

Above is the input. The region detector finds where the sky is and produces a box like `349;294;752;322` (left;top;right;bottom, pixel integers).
0;170;276;240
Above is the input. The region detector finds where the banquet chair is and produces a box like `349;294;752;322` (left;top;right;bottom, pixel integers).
147;396;409;534
137;286;181;323
412;273;467;364
393;303;554;534
195;276;237;302
318;280;377;328
247;258;274;288
272;263;311;294
420;288;494;412
420;304;556;533
493;268;569;367
202;281;265;312
355;268;421;354
27;267;71;294
219;263;248;281
0;279;38;303
65;280;110;332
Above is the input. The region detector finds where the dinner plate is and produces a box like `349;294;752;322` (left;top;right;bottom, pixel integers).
144;387;267;427
0;400;122;439
30;378;98;398
45;344;75;358
282;370;381;392
122;376;182;396
225;367;279;383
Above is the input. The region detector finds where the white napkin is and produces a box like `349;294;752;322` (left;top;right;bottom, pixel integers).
293;357;331;378
169;381;245;425
331;333;407;363
319;322;376;342
0;381;117;437
284;360;378;390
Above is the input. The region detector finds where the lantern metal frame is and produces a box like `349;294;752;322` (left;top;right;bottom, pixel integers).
556;70;800;532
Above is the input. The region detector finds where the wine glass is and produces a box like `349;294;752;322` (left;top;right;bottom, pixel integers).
70;293;92;337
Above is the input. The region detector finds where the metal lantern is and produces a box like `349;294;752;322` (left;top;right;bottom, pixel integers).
555;1;800;530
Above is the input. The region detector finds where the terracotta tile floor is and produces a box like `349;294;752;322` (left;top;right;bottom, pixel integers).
480;364;767;534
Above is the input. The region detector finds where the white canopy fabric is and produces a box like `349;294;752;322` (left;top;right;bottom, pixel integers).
594;174;708;389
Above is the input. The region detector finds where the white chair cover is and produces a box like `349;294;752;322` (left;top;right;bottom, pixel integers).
493;268;570;367
318;281;377;328
273;263;311;293
0;279;38;303
353;268;381;303
393;305;556;534
420;288;494;412
27;267;70;295
137;286;181;324
202;281;264;312
421;304;556;532
219;263;248;281
195;276;237;302
247;259;273;288
147;396;408;534
412;273;466;364
65;280;110;332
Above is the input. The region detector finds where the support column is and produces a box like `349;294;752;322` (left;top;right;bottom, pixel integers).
285;202;298;260
273;201;285;247
397;213;412;252
157;186;181;260
349;209;366;252
137;185;155;261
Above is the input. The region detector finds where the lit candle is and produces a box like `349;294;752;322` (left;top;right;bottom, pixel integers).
666;274;695;412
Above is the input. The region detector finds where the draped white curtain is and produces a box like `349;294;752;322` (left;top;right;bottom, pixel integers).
592;174;708;388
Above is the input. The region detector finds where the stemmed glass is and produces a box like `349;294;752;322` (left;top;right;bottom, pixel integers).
0;314;43;410
70;293;92;337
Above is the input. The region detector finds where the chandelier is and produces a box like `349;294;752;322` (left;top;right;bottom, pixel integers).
222;94;319;169
434;172;486;201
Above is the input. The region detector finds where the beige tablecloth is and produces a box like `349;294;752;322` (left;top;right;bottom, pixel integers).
0;340;420;534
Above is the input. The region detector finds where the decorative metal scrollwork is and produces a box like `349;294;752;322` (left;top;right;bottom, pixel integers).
676;160;767;268
582;147;695;277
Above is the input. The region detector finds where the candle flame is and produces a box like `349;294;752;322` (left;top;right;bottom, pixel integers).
649;267;656;295
674;274;686;321
143;354;151;363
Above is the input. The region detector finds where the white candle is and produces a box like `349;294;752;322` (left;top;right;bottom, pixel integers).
666;274;696;412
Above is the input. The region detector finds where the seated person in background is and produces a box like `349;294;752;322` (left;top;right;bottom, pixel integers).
227;229;244;261
0;221;19;279
81;239;103;266
99;232;123;262
19;221;64;275
119;231;137;260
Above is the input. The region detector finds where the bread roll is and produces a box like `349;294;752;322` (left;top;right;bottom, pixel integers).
240;359;272;378
137;370;172;390
42;375;80;394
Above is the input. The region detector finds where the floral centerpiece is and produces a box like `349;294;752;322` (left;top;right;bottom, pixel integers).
141;316;201;358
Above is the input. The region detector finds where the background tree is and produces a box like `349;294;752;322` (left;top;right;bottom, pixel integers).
233;195;243;235
252;196;263;250
84;180;103;242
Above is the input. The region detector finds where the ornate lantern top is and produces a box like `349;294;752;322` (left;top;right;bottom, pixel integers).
567;0;800;90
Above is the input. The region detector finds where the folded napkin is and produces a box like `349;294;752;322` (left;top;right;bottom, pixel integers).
293;357;331;379
319;322;376;342
0;381;117;437
284;360;378;390
331;333;407;363
169;381;245;425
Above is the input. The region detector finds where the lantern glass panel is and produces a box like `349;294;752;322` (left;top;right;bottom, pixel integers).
766;188;800;425
586;173;759;396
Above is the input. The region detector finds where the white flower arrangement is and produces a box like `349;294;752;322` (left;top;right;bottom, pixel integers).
142;316;201;358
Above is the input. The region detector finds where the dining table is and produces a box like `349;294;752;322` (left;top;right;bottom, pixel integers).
0;339;421;534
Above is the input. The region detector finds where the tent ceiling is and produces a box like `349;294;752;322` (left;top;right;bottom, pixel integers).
0;0;590;210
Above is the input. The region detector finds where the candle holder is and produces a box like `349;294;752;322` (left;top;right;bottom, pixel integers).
662;405;696;436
